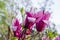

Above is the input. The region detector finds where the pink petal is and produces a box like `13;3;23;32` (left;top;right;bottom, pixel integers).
12;18;22;38
33;10;43;18
35;17;43;23
12;18;20;26
43;11;50;20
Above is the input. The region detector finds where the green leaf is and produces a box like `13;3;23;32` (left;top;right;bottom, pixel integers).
11;37;18;40
47;30;55;38
0;1;5;9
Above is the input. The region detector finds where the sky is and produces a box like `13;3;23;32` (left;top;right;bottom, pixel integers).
50;0;60;34
50;0;60;25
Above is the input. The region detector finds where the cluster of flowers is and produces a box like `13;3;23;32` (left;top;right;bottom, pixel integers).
12;10;50;39
11;9;60;40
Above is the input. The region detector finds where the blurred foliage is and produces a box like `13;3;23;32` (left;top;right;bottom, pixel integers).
0;1;5;9
0;0;59;40
0;0;9;40
45;28;58;39
0;0;8;26
11;37;18;40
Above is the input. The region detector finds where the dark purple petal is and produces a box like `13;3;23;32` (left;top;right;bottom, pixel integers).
24;17;34;29
26;12;33;17
36;20;46;32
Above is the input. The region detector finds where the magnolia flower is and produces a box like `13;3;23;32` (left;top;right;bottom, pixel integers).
53;36;60;40
24;17;34;35
24;12;35;35
36;11;50;32
25;10;50;32
12;18;22;40
42;35;49;40
24;17;34;29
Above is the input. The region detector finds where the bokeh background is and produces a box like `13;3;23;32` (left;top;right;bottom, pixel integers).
0;0;60;40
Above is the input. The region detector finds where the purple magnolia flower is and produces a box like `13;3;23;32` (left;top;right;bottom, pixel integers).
12;18;22;39
53;36;60;40
42;36;49;40
24;17;34;35
24;17;34;29
35;11;50;32
25;10;50;32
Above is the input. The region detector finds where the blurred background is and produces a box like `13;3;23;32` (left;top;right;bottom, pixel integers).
0;0;60;40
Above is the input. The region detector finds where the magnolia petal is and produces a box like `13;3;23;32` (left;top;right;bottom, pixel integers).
26;12;33;17
53;36;60;40
35;17;42;23
36;20;46;32
33;10;43;18
42;36;49;40
43;11;50;20
24;17;34;29
28;17;36;23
